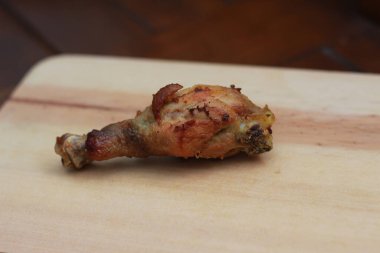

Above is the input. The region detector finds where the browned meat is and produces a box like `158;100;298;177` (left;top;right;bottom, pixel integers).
55;84;275;169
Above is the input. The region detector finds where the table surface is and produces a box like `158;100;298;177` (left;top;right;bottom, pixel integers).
1;55;379;253
1;0;380;104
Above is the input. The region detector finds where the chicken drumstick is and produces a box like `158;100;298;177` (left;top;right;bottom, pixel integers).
55;84;275;169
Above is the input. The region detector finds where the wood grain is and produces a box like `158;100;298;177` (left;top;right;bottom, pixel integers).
0;55;379;252
11;85;380;150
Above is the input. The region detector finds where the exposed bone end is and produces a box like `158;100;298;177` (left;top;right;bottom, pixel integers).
55;133;91;169
231;104;275;156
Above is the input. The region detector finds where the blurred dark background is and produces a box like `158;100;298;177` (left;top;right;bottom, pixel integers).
1;0;380;103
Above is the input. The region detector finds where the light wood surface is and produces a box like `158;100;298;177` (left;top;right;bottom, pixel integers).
1;55;379;253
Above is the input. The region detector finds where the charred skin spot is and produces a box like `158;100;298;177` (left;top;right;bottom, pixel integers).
188;104;210;118
248;124;262;137
239;124;272;154
152;83;183;121
230;84;242;93
174;120;196;132
197;104;210;117
268;127;273;134
222;113;230;122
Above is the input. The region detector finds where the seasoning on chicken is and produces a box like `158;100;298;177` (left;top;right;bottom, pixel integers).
55;84;275;169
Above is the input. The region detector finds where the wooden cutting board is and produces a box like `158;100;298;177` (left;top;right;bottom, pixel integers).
1;55;379;253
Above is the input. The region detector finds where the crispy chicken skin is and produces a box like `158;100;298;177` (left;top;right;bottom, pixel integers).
55;84;275;169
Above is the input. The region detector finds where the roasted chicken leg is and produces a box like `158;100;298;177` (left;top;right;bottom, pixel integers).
55;84;275;169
